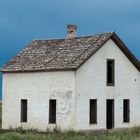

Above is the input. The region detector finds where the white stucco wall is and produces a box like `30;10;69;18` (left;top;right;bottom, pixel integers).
2;71;76;131
75;39;140;130
2;39;140;131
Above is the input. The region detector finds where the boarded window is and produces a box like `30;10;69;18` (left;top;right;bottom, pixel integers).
49;99;56;124
123;99;130;122
107;59;115;86
21;99;27;122
90;99;97;124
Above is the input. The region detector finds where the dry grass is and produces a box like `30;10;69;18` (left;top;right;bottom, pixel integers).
0;128;140;140
0;104;140;139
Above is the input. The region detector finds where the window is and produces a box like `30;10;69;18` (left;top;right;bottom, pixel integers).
90;99;97;124
123;99;130;123
21;99;27;122
107;59;115;86
49;99;56;124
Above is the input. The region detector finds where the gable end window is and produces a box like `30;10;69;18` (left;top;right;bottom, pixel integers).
107;59;115;86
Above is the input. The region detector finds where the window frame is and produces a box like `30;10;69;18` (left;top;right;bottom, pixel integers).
123;99;130;123
49;99;56;124
106;59;115;86
89;99;97;124
21;99;27;123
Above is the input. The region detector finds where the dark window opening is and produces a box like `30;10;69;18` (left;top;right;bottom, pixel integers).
21;99;27;122
123;99;130;123
107;59;115;86
90;99;97;124
49;99;56;124
106;99;114;129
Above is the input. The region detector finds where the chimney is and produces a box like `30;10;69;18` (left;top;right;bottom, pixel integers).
67;24;77;38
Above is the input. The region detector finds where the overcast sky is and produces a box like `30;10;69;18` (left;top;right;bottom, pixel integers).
0;0;140;99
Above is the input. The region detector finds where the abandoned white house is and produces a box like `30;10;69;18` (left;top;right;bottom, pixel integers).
1;25;140;131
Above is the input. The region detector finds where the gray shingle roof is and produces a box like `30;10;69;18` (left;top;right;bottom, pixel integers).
1;32;140;72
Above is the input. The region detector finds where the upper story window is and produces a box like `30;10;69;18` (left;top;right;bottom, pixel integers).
107;59;115;86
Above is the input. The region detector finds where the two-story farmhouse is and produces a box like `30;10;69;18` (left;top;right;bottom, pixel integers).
1;25;140;131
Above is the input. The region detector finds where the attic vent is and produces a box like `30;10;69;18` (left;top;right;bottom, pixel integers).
67;24;77;38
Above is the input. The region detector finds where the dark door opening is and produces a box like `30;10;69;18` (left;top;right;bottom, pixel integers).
123;99;130;123
49;99;56;124
106;99;114;129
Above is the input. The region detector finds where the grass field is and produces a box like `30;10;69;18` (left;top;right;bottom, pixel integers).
0;104;140;140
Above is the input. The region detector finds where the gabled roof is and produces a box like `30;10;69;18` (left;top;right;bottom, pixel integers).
1;32;140;72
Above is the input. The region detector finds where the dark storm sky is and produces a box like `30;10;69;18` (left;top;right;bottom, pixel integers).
0;0;140;99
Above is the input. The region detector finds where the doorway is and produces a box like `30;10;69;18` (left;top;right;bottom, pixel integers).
106;99;114;129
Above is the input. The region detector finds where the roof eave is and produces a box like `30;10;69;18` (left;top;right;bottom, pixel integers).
0;68;76;73
76;32;114;70
111;32;140;72
76;32;140;72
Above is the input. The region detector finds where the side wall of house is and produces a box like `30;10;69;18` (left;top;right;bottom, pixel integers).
75;39;140;130
2;71;75;131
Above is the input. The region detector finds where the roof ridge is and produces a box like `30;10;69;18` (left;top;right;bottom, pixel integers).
32;32;112;42
1;32;139;73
